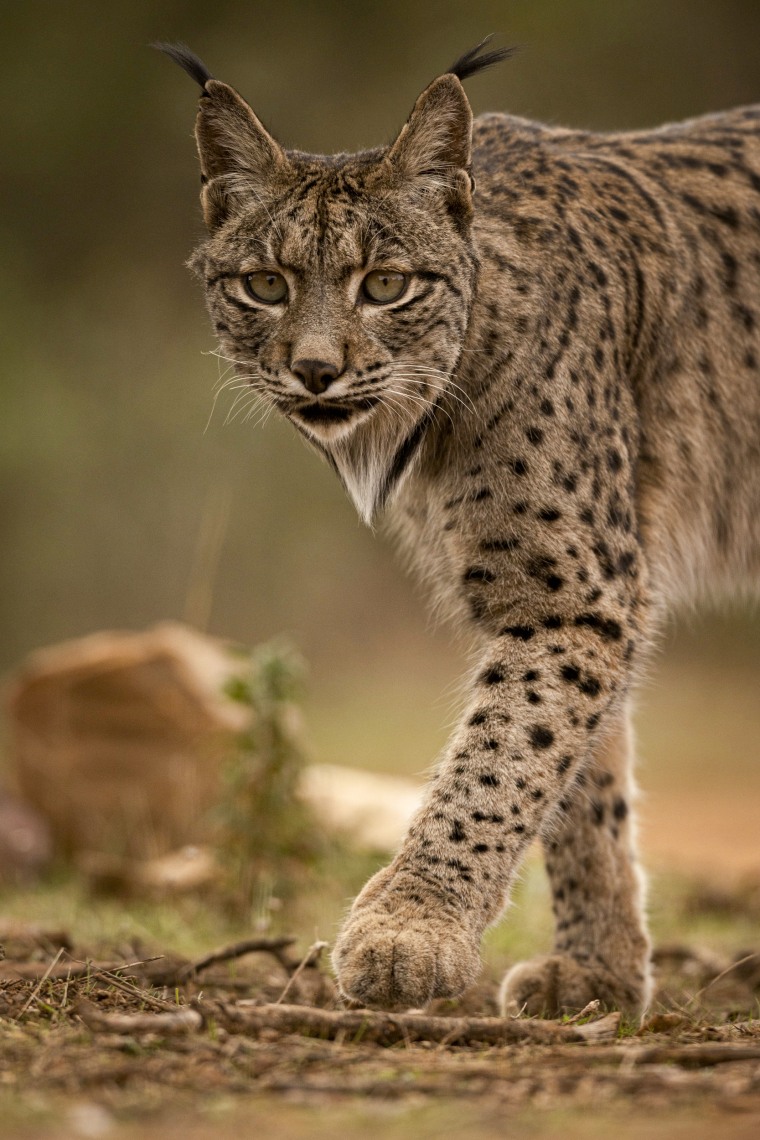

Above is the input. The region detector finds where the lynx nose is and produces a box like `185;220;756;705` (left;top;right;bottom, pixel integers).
291;358;340;395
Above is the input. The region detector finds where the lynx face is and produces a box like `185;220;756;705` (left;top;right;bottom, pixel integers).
166;43;483;524
192;156;476;450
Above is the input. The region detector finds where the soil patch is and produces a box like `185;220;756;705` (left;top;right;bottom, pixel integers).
1;923;758;1138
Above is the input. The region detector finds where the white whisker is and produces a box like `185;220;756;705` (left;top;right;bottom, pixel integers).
381;385;455;431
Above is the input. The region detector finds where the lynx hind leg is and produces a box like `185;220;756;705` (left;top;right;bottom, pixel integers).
500;710;652;1018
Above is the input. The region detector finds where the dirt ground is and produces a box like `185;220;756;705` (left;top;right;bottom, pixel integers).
1;800;759;1140
2;638;758;1138
1;905;758;1140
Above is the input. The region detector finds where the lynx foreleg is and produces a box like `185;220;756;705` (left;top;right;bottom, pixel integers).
333;616;637;1010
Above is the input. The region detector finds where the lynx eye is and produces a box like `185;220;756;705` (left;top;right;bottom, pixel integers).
362;270;408;305
243;270;288;304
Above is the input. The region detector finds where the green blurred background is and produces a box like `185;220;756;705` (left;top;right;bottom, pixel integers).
2;0;759;867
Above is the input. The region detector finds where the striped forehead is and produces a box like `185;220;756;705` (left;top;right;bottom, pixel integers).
274;187;366;272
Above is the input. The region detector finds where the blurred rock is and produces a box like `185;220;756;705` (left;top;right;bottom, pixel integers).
78;844;219;897
0;790;52;882
6;622;249;859
5;622;423;867
299;762;420;851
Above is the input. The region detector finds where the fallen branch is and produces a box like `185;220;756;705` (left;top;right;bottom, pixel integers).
629;1043;760;1069
76;999;203;1036
207;1001;621;1046
75;995;620;1045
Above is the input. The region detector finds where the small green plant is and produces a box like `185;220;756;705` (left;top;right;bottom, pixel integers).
217;640;331;916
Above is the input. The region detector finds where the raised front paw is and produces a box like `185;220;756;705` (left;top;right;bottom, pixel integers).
499;953;649;1018
332;869;481;1009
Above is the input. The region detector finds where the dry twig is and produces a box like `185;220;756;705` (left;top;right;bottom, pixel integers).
693;951;760;1002
564;999;601;1023
15;947;65;1018
91;967;177;1012
275;940;328;1004
2;956;163;984
181;937;297;979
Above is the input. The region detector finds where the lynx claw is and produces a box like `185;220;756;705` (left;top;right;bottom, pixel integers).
499;953;648;1018
333;909;480;1010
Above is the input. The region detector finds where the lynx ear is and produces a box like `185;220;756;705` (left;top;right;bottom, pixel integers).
155;42;289;230
387;74;473;184
195;80;289;228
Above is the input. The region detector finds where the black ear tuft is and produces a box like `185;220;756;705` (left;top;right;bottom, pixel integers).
447;36;516;82
152;41;214;90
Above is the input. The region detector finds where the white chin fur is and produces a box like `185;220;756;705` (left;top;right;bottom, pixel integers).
330;408;429;527
289;399;429;527
288;407;372;444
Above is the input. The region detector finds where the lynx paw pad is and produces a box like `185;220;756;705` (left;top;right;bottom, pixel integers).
333;910;480;1010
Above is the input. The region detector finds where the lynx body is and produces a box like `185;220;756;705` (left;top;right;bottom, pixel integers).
161;41;760;1015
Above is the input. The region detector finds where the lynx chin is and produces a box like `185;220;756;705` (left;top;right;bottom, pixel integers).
158;38;760;1016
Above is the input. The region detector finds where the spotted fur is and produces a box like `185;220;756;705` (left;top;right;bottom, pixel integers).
161;42;760;1016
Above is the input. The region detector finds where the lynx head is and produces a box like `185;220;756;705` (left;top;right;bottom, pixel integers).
157;40;511;522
